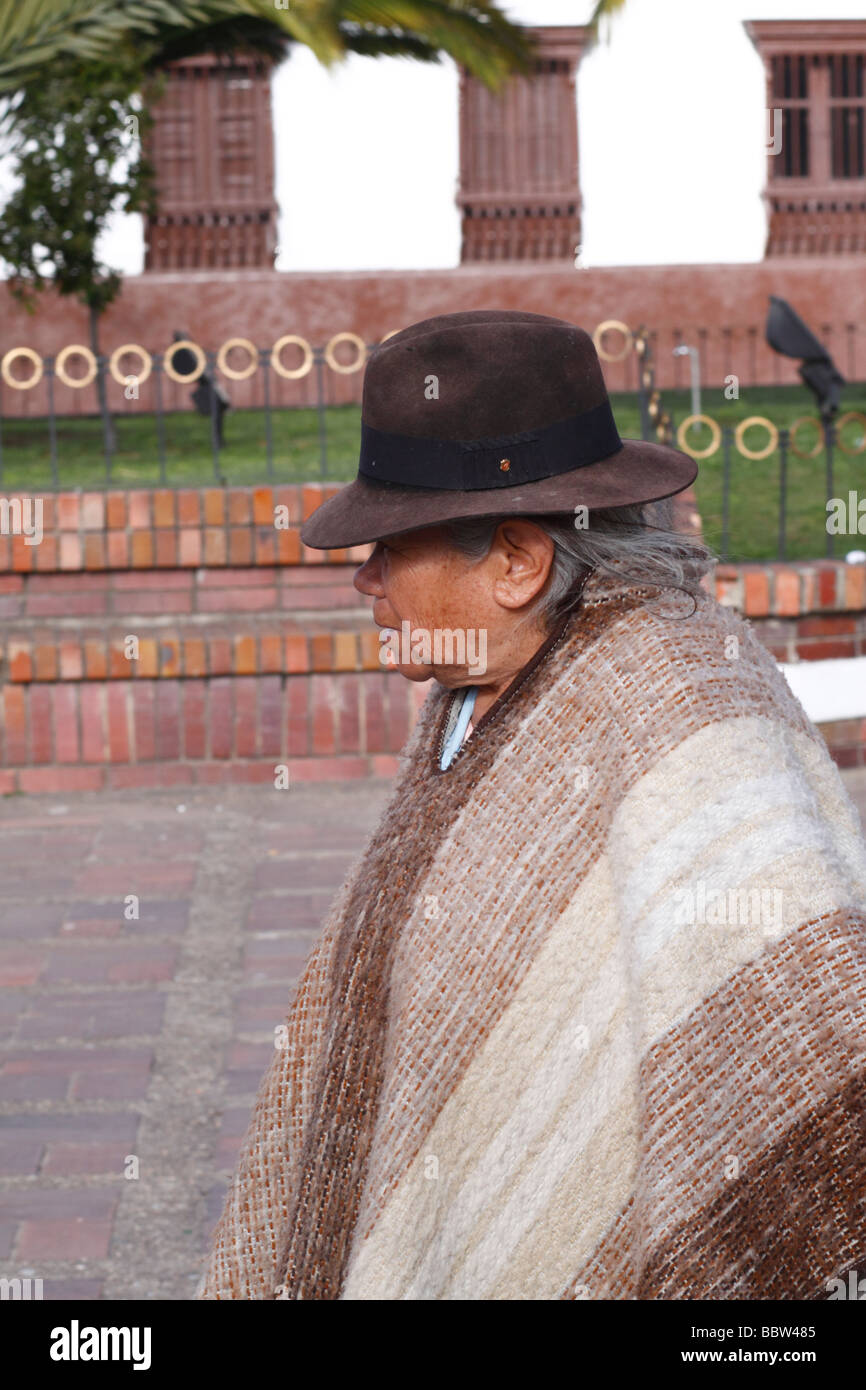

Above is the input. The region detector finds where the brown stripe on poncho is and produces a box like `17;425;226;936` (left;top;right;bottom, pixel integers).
197;569;866;1300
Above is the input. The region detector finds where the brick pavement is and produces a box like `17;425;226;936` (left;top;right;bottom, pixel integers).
0;779;391;1300
1;768;864;1300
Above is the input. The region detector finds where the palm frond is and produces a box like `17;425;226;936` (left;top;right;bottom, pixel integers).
148;15;292;66
340;29;442;62
339;2;533;84
0;1;231;91
585;0;629;48
0;0;532;94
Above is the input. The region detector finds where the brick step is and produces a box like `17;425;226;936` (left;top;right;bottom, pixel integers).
0;755;406;795
1;611;384;682
0;672;430;791
1;484;367;571
0;681;859;793
0;564;368;618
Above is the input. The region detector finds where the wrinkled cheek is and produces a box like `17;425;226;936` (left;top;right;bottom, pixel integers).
389;563;471;636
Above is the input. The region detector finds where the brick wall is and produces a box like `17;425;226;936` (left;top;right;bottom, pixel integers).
3;258;866;419
0;485;365;573
1;484;864;790
0;483;434;792
711;559;866;767
0;675;428;795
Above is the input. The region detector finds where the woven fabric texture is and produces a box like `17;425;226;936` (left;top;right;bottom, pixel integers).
197;569;866;1300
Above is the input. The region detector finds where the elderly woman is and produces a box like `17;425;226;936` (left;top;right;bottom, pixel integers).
199;310;866;1301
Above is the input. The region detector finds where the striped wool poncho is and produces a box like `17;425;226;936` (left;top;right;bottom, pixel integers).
198;568;866;1300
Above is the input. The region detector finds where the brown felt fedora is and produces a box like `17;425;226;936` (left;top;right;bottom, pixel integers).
300;310;697;549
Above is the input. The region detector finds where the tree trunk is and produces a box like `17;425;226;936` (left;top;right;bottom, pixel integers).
89;303;116;456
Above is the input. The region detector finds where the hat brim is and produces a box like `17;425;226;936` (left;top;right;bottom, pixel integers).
299;439;698;550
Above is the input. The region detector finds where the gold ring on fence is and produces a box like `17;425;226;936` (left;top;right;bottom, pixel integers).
55;345;98;390
324;332;367;375
109;344;153;388
270;334;313;380
835;411;866;456
163;340;206;384
217;337;259;381
676;413;721;459
788;416;823;459
1;347;43;390
735;415;778;460
592;320;633;362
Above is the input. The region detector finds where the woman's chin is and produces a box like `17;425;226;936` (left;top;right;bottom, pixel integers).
392;662;436;681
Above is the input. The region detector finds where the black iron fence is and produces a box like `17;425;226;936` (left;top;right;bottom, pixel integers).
1;320;864;564
0;320;653;489
0;331;376;486
667;409;866;562
604;328;866;563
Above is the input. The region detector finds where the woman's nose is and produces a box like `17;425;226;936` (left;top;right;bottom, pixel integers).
353;545;384;597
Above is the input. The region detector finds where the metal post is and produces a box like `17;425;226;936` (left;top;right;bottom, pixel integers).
777;428;788;561
100;355;113;481
208;351;222;483
825;420;835;559
154;362;167;483
262;351;274;479
46;360;59;488
721;426;732;562
315;351;328;478
696;328;708;390
673;344;701;420
690;349;701;420
635;330;650;441
638;371;650;441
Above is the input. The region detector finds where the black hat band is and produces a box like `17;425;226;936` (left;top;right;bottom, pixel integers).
358;399;623;491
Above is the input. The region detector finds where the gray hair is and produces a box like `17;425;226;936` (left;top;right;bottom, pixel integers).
440;503;716;631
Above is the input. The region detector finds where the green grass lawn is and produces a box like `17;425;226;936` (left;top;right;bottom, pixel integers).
0;385;864;561
657;385;866;563
0;404;362;491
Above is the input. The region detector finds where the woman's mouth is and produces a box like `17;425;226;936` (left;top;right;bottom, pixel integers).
373;604;398;630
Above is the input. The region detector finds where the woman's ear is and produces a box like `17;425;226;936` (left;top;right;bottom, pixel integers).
490;521;555;611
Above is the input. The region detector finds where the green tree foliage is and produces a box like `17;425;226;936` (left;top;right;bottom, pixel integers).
0;2;534;449
0;56;157;447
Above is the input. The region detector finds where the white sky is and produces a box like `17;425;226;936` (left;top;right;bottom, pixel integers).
5;0;866;275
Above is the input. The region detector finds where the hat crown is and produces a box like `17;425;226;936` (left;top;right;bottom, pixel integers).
297;307;697;550
362;310;608;441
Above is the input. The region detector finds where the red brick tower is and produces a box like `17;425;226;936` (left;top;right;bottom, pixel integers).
457;26;589;262
144;53;278;270
745;19;866;256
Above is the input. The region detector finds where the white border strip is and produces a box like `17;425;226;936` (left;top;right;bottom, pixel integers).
778;656;866;724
